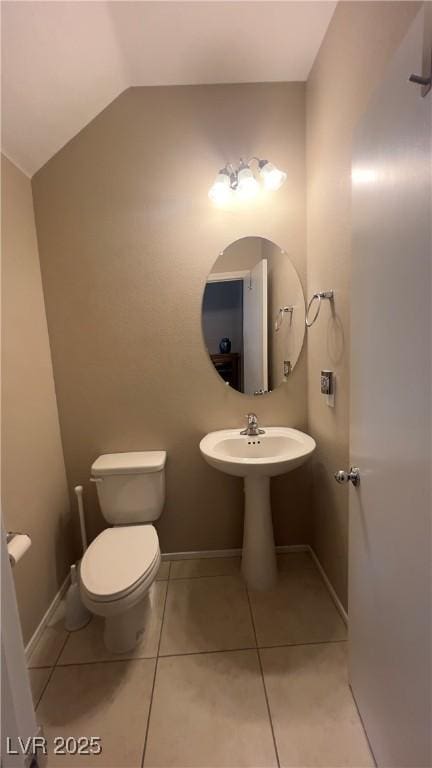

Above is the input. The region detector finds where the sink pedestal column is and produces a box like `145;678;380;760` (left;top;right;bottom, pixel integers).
242;475;277;590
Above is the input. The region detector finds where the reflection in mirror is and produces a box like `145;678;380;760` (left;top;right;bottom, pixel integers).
202;237;305;395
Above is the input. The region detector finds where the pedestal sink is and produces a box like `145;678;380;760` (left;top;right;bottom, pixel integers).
199;427;316;590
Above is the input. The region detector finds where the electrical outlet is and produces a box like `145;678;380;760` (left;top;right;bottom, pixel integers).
321;370;333;395
321;370;335;407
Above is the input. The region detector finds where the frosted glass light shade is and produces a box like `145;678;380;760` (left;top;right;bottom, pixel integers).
237;166;259;199
208;171;232;204
259;161;287;191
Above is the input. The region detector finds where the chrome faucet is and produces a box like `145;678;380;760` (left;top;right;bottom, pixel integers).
240;413;265;436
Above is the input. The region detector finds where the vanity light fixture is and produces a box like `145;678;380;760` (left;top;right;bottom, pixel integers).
208;157;287;203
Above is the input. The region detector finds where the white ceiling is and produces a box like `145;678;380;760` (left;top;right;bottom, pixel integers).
1;1;336;177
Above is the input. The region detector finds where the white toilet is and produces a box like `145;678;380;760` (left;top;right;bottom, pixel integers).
80;450;166;653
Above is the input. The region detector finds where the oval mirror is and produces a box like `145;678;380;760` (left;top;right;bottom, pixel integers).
202;237;305;395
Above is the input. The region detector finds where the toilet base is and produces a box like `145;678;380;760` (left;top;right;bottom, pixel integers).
104;593;150;654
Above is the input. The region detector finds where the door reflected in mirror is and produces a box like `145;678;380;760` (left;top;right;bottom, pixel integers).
202;237;305;395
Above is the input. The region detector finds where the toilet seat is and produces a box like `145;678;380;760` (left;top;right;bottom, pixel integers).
80;525;160;603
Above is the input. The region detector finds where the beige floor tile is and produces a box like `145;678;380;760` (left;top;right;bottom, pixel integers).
261;643;374;768
28;667;52;707
37;659;155;767
159;574;255;655
28;602;69;668
170;556;240;579
58;581;167;664
156;560;170;580
249;568;347;647
276;550;315;572
144;650;277;767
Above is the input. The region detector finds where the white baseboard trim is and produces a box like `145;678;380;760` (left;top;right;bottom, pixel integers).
276;544;309;554
308;546;348;625
25;573;70;662
162;548;242;561
161;544;309;562
162;544;348;625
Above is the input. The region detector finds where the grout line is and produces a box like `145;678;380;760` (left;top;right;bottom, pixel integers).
30;667;53;710
54;655;159;668
51;648;256;668
257;649;280;768
245;587;280;768
54;632;71;667
28;629;71;671
158;638;347;659
258;638;347;651
156;581;169;658
49;638;348;668
140;572;170;768
33;632;71;711
159;645;257;659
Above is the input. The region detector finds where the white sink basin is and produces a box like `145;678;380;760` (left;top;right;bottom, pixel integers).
200;426;316;591
200;427;315;478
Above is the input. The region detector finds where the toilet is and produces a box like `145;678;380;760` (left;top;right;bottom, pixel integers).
80;450;166;653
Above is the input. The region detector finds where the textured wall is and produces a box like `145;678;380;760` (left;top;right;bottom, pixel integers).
32;83;311;553
1;155;72;643
306;1;421;607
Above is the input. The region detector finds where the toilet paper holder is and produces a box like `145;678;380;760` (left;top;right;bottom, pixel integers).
7;531;32;566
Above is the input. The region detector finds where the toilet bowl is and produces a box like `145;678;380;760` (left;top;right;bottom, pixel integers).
80;451;166;653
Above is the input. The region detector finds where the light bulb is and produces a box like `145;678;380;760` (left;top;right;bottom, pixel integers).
208;170;232;204
259;160;287;191
351;167;377;184
236;165;259;199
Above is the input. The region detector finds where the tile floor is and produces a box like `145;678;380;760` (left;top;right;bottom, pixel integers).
28;551;374;768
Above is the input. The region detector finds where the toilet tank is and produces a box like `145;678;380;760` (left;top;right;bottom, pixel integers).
91;451;166;525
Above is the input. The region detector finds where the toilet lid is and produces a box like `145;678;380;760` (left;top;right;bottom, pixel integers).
80;525;159;601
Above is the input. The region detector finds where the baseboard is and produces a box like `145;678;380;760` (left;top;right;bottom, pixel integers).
161;544;309;561
275;544;309;554
25;573;70;662
161;548;242;561
308;546;348;625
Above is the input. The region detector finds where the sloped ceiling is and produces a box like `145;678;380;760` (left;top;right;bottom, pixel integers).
1;1;336;177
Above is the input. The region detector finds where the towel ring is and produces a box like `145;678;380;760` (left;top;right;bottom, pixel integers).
305;290;334;328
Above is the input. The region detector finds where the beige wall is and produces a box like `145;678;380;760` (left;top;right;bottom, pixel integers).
32;83;312;552
306;1;420;607
1;155;72;643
